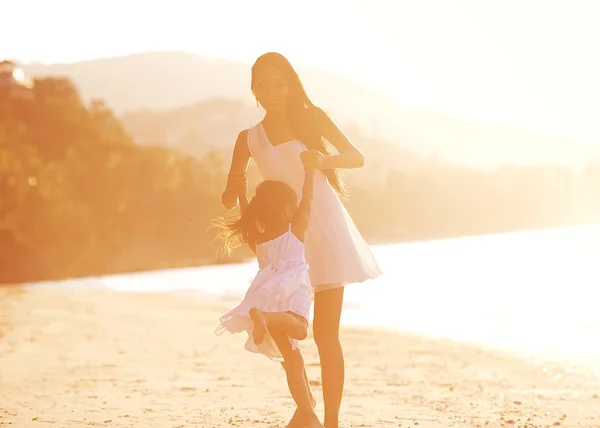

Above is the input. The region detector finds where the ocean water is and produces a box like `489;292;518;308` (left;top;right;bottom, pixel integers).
34;225;600;367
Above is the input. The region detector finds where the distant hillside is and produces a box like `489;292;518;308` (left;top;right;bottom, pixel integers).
3;71;599;284
119;98;433;186
23;51;600;168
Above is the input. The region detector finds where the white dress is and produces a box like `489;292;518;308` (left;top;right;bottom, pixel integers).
247;122;382;292
215;226;312;362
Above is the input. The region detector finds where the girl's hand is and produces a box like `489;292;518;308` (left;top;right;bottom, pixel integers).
300;149;325;170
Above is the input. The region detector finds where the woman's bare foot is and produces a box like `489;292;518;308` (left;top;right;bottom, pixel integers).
249;308;267;345
286;394;317;427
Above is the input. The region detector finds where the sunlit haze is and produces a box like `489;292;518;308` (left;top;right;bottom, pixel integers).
3;0;600;143
3;1;600;425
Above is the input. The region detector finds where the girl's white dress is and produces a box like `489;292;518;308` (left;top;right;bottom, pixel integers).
216;226;312;362
247;122;382;292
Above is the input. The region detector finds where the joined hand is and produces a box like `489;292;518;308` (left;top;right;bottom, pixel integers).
300;150;324;170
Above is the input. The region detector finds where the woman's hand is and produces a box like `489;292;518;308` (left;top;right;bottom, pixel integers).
300;149;325;170
221;188;239;210
222;173;248;210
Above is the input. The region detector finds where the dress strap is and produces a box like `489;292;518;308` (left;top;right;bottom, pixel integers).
247;123;270;158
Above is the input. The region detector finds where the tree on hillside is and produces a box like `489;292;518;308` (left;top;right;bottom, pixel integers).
2;71;599;284
0;74;238;284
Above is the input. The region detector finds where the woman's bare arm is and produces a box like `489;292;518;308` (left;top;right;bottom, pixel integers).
221;130;251;210
316;108;365;169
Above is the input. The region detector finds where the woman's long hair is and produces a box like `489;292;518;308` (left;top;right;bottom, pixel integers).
212;180;298;255
251;52;347;199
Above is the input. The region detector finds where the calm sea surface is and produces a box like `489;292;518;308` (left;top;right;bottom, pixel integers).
32;225;600;368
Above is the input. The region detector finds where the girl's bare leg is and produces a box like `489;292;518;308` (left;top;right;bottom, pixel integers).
250;308;307;342
250;308;323;428
281;356;316;427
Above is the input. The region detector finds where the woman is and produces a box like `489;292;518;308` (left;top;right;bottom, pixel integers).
221;52;382;428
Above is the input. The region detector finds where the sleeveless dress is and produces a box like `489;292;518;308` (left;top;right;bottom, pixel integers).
215;226;312;362
247;122;382;292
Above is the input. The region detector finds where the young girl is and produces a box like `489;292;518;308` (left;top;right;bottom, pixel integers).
215;165;323;428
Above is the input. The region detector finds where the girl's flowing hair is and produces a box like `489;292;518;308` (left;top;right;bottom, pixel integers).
212;199;260;256
251;52;347;199
212;180;298;255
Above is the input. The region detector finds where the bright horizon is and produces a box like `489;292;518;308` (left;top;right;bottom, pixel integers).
3;0;600;144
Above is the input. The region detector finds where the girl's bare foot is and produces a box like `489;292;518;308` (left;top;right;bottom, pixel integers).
286;394;317;427
249;308;267;345
305;414;324;428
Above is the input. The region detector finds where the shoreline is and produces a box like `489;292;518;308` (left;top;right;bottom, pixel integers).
18;280;600;370
5;223;597;287
1;287;599;427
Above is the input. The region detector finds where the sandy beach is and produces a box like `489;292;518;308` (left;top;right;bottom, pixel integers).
1;287;599;428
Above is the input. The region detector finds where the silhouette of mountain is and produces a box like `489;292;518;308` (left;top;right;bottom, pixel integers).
3;69;599;283
23;51;600;168
119;98;432;186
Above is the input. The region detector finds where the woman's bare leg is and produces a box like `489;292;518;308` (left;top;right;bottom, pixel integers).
250;308;323;428
312;286;345;428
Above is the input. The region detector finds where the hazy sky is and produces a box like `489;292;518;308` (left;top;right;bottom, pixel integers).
3;0;599;143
